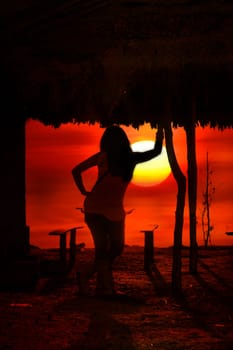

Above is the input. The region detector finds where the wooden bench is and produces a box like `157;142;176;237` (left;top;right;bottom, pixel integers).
140;224;159;271
48;226;84;265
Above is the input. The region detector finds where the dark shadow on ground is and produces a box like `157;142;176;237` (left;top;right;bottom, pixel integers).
55;296;141;350
198;259;233;294
65;311;137;350
176;258;233;349
146;265;171;297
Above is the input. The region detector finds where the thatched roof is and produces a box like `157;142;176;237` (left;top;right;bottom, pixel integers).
1;0;233;127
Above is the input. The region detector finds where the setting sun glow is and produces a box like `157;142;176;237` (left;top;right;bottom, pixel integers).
131;140;171;187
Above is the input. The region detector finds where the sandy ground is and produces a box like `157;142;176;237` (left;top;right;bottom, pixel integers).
0;246;232;350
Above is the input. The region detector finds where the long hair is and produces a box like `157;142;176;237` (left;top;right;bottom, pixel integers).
100;125;134;182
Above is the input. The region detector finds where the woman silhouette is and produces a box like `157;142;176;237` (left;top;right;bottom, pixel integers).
72;124;164;297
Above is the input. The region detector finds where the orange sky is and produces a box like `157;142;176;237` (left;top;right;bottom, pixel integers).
26;119;233;249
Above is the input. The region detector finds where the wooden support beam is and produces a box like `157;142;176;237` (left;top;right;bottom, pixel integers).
140;225;159;271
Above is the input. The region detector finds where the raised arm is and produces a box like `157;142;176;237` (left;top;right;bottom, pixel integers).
71;152;100;196
133;125;164;164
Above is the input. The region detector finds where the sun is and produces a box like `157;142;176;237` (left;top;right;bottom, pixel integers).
131;140;171;186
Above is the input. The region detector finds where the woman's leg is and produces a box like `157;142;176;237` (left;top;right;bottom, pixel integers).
108;219;125;263
93;217;125;296
83;214;115;296
86;214;126;296
81;214;125;296
76;214;108;295
85;213;109;262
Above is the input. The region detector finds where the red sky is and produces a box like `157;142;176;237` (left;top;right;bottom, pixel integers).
26;119;233;249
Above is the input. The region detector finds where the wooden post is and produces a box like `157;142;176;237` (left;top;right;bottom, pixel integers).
59;233;67;263
69;227;77;264
1;118;29;259
144;230;154;271
141;225;158;271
